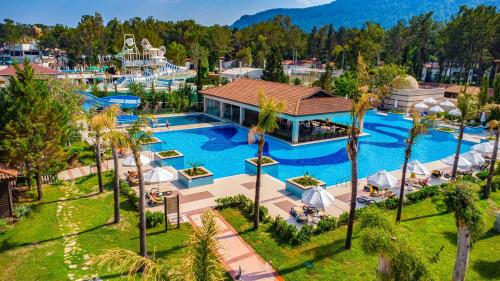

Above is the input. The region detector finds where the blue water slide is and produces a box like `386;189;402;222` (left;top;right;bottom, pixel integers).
77;90;141;109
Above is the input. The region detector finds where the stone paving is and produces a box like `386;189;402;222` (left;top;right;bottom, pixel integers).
56;182;96;281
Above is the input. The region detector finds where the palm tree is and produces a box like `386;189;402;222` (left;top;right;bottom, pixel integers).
102;105;127;224
247;92;284;230
396;112;427;223
121;116;153;257
345;92;373;250
450;91;478;180
484;104;500;199
444;182;484;281
93;211;223;281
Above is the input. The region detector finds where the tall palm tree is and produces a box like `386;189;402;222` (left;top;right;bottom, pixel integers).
121;115;153;257
87;108;116;193
247;92;283;230
396;112;427;223
444;182;484;281
484;104;500;199
345;92;373;250
102;105;127;224
451;91;478;180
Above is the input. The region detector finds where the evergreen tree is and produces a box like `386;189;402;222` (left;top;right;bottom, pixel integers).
493;75;500;104
261;47;289;83
479;76;489;106
316;64;334;93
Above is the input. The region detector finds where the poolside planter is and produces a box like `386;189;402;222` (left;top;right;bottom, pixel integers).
142;136;162;145
244;157;279;177
154;150;184;169
285;176;326;198
178;167;214;188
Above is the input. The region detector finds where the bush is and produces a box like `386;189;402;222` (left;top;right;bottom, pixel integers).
14;205;31;219
119;179;139;210
215;195;270;222
268;216;298;244
375;197;399;210
315;216;338;234
0;219;7;234
338;212;349;226
476;170;489;180
146;211;164;228
293;224;314;245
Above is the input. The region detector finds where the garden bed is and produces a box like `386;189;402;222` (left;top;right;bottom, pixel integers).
154;150;184;169
245;156;279;176
178;166;214;188
285;175;326;197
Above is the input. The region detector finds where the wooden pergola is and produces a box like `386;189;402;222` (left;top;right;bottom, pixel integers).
0;168;18;218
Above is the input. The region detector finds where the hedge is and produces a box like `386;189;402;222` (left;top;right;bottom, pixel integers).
215;195;270;223
119;179;139;210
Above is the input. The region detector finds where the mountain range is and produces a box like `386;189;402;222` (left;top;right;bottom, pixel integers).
231;0;500;31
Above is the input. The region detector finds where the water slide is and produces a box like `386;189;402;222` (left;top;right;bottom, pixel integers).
78;90;141;110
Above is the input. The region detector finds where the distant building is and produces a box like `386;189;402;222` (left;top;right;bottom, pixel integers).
220;67;263;82
0;63;60;87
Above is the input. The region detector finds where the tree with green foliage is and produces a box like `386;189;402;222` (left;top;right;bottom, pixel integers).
396;112;427;223
315;64;334;93
484;104;500;199
451;91;478;180
261;47;289;83
0;62;75;200
493;75;500;104
444;182;485;281
333;72;359;99
190;43;209;101
166;41;187;66
247;93;284;229
235;47;253;67
478;76;489;106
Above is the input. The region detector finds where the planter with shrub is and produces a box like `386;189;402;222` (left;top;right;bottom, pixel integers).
154;150;184;169
245;156;279;177
178;162;213;188
286;173;326;197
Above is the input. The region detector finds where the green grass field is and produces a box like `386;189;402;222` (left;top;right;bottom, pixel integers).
0;172;193;280
220;186;500;281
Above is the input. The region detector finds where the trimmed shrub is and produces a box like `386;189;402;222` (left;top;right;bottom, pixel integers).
315;216;338;234
119;179;139;210
476;170;489;180
146;211;164;228
215;195;270;222
293;224;314;245
268;216;298;244
0;219;7;234
375;197;399;210
14;205;31;219
338;212;349;226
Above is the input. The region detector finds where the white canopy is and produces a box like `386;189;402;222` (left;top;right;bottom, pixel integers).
367;170;398;189
440;100;455;109
462;151;486;166
480;112;487;123
394;98;398;108
423;98;438;105
301;186;334;209
441;155;472;171
472;141;494;154
414;103;429;112
448;108;462;117
429;105;445;114
406;160;430;176
144;167;174;184
122;154;152;167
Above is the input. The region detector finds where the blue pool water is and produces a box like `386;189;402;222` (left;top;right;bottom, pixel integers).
152;114;219;127
149;111;474;186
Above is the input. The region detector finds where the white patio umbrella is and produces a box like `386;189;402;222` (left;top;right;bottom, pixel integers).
462;151;486;166
122;154;152;167
406;160;430;176
394;98;398;108
429;105;445;114
144;167;174;184
448;108;462;117
414;102;429;112
472;141;494;154
423;97;437;105
367;170;398;189
439;100;455;111
441;155;472;171
301;186;335;209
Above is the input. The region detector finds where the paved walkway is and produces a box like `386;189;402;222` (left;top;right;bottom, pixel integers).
186;210;283;281
58;160;114;181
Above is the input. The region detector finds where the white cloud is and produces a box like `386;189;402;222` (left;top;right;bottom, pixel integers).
296;0;332;7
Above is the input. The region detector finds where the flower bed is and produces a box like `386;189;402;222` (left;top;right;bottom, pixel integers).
285;175;326;197
154;150;184;169
245;156;279;176
178;166;213;188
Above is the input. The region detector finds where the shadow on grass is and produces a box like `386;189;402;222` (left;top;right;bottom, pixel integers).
443;231;457;245
150;244;186;257
472;259;500;279
33;192;100;207
401;211;446;222
99;272;125;280
0;222;114;252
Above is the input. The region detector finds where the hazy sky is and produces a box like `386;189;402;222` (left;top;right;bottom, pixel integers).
0;0;332;26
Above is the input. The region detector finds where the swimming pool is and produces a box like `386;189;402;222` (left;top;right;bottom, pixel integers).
148;111;474;186
151;114;220;127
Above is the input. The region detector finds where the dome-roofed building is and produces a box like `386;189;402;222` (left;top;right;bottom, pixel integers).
383;74;446;114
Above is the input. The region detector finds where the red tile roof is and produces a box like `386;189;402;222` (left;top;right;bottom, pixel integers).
0;64;59;76
0;168;18;181
200;78;351;116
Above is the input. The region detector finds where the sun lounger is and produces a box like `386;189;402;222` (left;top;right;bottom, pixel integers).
357;196;376;205
431;170;442;178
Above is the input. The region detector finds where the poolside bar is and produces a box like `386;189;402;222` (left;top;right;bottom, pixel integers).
200;79;352;144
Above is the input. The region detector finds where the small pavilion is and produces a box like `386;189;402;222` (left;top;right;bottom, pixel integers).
200;79;352;144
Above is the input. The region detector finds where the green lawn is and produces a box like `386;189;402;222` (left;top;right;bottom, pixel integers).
220;188;500;281
0;172;193;280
